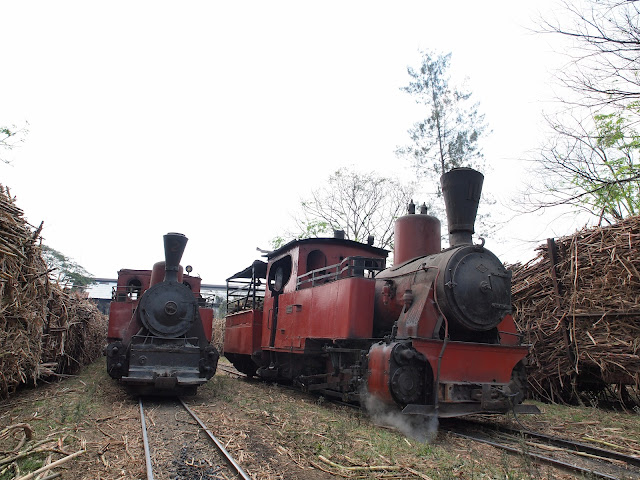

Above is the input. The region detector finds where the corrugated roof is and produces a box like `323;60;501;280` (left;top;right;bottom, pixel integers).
86;281;115;300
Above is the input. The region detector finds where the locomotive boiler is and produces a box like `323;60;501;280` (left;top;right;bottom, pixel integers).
106;233;219;395
224;168;537;417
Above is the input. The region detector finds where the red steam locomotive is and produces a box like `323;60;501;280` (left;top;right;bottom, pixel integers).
224;168;537;417
106;233;219;395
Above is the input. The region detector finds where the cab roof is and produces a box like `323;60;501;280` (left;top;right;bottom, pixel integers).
266;237;389;260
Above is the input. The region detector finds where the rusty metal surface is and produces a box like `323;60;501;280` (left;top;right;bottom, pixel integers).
223;168;534;418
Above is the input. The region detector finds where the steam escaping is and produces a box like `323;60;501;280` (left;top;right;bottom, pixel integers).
363;392;439;443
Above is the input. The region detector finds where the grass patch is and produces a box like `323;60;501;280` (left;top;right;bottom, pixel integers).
206;370;640;479
198;373;235;402
0;361;106;479
0;453;46;480
2;358;638;479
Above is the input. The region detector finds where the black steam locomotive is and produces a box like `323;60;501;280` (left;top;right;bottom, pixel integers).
106;233;219;395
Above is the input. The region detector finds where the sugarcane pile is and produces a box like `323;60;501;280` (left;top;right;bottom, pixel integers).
40;288;108;378
511;216;640;407
0;185;107;398
212;317;225;357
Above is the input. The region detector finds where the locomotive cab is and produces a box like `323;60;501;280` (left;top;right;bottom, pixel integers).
223;234;389;387
224;260;267;376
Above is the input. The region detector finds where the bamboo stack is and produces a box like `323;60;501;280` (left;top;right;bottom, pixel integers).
511;216;640;406
0;185;107;398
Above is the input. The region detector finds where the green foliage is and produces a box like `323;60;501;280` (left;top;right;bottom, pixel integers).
571;110;640;220
41;245;94;290
396;50;487;179
533;106;640;222
270;236;286;250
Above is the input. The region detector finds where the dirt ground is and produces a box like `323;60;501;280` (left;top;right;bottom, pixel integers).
1;358;639;480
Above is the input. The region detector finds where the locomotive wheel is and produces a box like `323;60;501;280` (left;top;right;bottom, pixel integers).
390;366;424;405
504;360;527;405
227;353;258;377
388;343;431;406
236;361;257;378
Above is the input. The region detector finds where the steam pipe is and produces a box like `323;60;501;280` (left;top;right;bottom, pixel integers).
440;168;484;247
163;233;188;282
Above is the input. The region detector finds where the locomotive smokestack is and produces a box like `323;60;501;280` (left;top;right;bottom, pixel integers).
163;232;188;282
440;168;484;247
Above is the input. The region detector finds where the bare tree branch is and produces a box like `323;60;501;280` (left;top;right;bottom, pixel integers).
0;123;29;164
272;168;416;250
540;0;640;109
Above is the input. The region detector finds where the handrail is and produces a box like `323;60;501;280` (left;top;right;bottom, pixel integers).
111;285;217;308
226;279;266;313
297;256;385;289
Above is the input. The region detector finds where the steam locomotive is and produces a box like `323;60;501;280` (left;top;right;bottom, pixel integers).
106;233;219;395
224;168;538;417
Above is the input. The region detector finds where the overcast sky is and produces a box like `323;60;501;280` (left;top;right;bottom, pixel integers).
1;1;578;284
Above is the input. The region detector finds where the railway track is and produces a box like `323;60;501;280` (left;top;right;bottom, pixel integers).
138;396;251;480
216;364;246;379
443;418;640;480
218;363;640;478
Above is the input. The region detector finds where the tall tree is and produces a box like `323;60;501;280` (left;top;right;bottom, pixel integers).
41;245;95;290
396;51;488;179
271;168;416;250
525;0;640;223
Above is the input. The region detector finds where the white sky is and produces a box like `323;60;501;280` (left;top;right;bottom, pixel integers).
1;1;580;284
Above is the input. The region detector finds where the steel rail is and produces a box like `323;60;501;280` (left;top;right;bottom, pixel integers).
138;398;155;480
179;398;252;480
447;430;622;480
217;364;245;378
220;364;639;478
140;396;250;480
486;421;639;468
448;418;640;468
220;363;638;474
